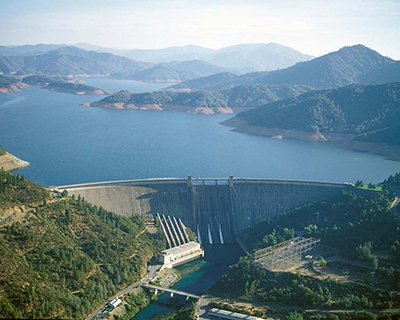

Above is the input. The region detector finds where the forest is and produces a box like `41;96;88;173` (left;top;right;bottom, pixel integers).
211;174;400;313
0;170;165;318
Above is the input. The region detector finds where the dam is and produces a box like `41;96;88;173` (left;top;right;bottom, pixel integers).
57;176;362;244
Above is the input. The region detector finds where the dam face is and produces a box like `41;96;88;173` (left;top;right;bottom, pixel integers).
58;177;359;244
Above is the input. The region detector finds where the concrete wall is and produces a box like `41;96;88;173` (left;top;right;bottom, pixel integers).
58;177;359;244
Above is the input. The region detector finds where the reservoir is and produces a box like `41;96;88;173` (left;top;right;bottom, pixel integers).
0;78;399;186
1;78;399;319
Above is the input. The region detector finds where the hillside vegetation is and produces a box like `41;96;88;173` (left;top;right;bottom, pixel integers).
0;47;232;82
0;75;26;93
0;42;314;72
0;170;165;318
232;82;400;145
22;75;111;95
90;83;311;114
170;45;398;91
211;183;400;311
0;47;151;76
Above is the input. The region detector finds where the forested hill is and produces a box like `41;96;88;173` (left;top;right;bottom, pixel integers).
88;84;311;114
230;82;400;145
0;170;165;318
0;75;27;93
211;184;400;313
22;75;111;95
169;45;398;91
0;46;152;76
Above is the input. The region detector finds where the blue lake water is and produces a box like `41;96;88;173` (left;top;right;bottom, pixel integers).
0;78;399;186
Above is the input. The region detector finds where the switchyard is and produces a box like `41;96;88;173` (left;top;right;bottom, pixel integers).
254;237;320;271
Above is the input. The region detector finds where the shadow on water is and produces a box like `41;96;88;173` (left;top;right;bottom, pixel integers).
133;243;243;319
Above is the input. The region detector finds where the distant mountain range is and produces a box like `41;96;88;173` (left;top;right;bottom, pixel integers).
170;45;400;91
0;46;234;82
0;47;151;77
127;61;230;82
0;42;314;73
224;82;400;148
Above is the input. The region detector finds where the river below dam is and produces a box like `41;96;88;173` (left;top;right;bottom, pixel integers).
134;244;243;319
0;78;400;185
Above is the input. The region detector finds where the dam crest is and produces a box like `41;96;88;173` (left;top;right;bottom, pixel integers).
57;176;361;244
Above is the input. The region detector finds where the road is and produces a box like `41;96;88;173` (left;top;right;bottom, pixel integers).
87;264;161;320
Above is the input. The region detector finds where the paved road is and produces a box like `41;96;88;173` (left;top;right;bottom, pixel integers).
87;265;161;320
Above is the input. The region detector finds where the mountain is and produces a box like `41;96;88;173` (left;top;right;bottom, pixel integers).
0;47;232;81
0;44;66;56
164;60;231;77
127;61;230;83
0;75;27;93
169;72;240;91
128;65;187;82
225;82;400;146
89;43;313;72
172;45;397;91
0;43;313;72
250;45;395;89
359;61;400;85
0;170;165;319
208;43;314;72
87;83;311;114
0;47;152;76
22;75;111;95
116;44;216;63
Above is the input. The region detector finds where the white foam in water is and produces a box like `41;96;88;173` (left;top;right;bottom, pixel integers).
219;223;224;244
208;223;213;244
197;224;202;244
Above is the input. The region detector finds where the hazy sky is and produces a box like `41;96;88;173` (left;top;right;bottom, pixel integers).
1;0;399;58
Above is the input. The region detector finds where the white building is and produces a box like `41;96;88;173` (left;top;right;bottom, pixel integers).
107;298;122;309
158;241;204;268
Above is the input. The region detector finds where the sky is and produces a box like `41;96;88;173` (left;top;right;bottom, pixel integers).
0;0;399;59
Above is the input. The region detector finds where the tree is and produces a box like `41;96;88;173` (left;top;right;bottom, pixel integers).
286;311;303;320
355;180;364;187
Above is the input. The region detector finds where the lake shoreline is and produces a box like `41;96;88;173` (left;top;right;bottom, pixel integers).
221;117;400;162
0;152;29;171
85;101;234;114
0;82;28;94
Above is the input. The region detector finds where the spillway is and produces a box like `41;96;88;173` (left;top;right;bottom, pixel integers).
57;176;368;244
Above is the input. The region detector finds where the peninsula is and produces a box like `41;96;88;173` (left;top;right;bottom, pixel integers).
86;84;311;115
0;75;27;93
223;82;400;161
22;75;111;95
0;146;29;171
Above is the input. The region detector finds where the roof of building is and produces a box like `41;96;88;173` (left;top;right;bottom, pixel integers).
162;241;201;255
209;308;266;320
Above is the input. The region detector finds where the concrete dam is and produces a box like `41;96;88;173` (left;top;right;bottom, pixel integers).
57;176;359;244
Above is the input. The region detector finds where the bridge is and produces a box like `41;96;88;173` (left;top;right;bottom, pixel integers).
141;284;201;299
